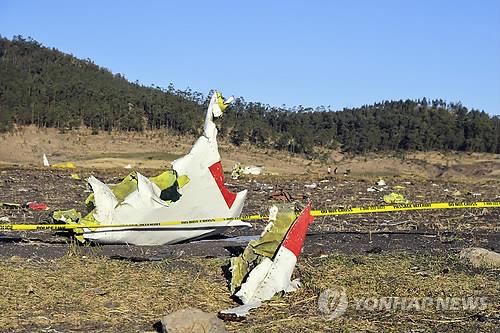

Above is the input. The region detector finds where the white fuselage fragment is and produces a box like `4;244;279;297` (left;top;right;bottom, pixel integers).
82;92;249;245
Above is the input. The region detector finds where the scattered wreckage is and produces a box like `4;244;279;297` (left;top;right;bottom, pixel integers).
231;163;263;179
53;92;249;245
46;91;315;316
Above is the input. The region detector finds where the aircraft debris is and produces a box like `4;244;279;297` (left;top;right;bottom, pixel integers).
52;91;249;245
51;162;76;169
383;192;409;204
42;154;76;169
70;173;81;180
269;190;307;202
25;201;49;211
231;163;263;179
219;301;262;321
225;204;314;316
43;154;50;167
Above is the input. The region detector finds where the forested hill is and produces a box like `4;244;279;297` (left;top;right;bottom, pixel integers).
1;35;499;155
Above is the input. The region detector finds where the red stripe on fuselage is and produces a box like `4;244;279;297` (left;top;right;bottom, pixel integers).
209;161;237;209
282;203;314;258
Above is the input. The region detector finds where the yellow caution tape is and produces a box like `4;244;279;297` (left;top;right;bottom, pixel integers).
310;201;500;217
0;201;498;232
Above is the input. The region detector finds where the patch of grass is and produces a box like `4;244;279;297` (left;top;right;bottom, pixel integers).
0;251;498;332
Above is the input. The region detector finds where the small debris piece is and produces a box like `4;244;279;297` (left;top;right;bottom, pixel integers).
269;190;306;202
70;173;81;180
231;163;263;179
383;193;409;204
218;301;261;321
51;162;76;169
269;190;292;202
304;183;317;189
159;308;227;333
0;216;10;222
43;153;50;167
25;202;49;211
377;179;386;186
459;247;500;268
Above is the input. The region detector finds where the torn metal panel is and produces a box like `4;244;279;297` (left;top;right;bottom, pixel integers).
229;205;295;293
53;91;249;246
228;204;314;306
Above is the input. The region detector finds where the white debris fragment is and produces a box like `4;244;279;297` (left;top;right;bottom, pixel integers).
244;166;263;175
231;163;263;179
219;300;262;318
261;205;278;236
43;154;50;167
79;92;249;245
88;176;119;225
304;183;317;189
234;205;314;306
377;179;386;186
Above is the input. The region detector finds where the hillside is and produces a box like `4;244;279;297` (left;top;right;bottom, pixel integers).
1;35;499;155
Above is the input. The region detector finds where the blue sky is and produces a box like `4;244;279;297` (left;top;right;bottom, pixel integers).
1;0;499;114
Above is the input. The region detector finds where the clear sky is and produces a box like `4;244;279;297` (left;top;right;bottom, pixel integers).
1;0;499;114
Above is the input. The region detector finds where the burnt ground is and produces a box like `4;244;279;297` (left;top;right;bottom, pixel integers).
0;166;499;260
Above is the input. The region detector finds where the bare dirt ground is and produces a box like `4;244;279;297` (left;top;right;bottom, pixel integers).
0;127;499;332
2;125;500;179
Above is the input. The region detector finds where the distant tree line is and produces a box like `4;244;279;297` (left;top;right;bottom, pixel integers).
1;35;499;155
